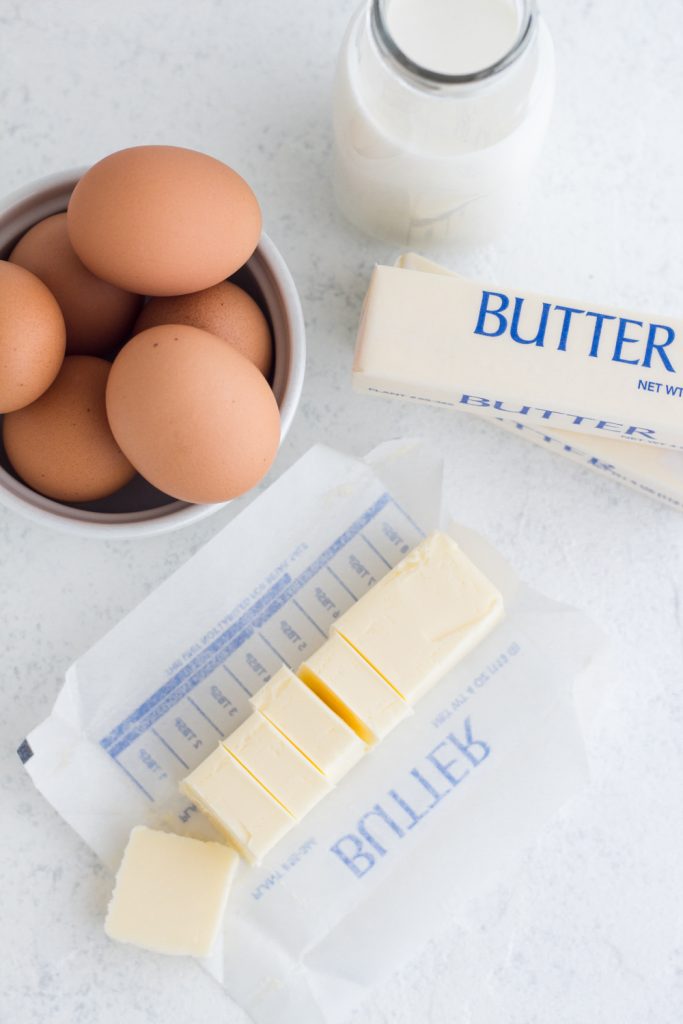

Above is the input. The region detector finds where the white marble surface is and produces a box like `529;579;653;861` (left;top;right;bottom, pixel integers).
1;0;682;1021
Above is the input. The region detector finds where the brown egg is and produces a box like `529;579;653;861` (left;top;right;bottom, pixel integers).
3;356;136;502
106;325;280;503
0;261;66;413
9;213;142;356
133;281;273;377
67;146;262;296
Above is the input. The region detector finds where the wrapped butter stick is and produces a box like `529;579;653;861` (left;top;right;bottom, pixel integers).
395;253;683;511
20;440;603;1024
354;261;683;448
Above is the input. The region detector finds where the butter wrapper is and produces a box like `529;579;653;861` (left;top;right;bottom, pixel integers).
21;441;603;1024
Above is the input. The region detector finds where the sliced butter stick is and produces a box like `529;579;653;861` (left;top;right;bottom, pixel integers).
180;744;294;864
222;712;331;820
298;633;411;745
333;531;504;704
250;666;367;783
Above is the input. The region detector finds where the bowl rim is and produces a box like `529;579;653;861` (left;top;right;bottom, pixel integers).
0;168;306;539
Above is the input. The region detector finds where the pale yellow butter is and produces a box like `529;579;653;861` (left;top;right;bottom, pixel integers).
333;531;504;703
250;666;367;782
180;744;294;864
298;633;411;745
179;533;502;866
222;712;331;819
104;826;238;957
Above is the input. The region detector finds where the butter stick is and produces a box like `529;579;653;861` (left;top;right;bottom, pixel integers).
181;532;503;869
354;263;683;448
396;253;683;511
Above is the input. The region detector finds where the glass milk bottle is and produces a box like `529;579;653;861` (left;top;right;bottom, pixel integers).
332;0;555;247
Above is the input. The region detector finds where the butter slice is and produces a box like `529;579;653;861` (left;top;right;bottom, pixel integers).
298;634;411;745
105;826;238;957
250;666;367;782
333;531;504;703
222;713;331;819
180;744;294;864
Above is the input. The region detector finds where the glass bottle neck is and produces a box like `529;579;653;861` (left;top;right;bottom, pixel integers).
370;0;538;93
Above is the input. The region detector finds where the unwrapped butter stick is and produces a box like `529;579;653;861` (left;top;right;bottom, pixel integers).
180;532;503;869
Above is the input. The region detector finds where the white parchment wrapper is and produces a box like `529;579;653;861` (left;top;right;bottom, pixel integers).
22;440;602;1023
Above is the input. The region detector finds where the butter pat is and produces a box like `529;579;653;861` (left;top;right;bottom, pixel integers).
180;744;294;864
250;666;367;782
298;634;411;745
333;531;503;703
222;712;331;819
105;826;238;957
354;263;683;448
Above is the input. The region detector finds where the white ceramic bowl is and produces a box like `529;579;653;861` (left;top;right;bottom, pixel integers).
0;169;305;538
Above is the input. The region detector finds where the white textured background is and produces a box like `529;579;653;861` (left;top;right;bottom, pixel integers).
1;0;682;1021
